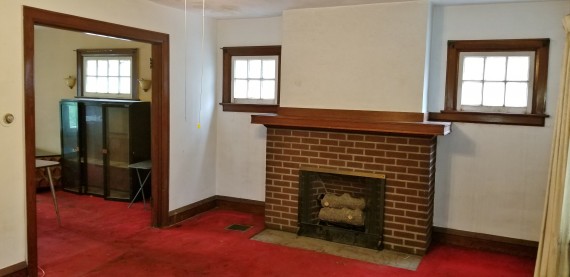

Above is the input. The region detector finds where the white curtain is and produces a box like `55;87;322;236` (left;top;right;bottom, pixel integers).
535;15;570;277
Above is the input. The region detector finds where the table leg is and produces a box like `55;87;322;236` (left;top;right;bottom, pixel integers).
128;169;151;209
47;168;61;226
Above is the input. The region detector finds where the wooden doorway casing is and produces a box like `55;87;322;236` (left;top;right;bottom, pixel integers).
23;6;170;276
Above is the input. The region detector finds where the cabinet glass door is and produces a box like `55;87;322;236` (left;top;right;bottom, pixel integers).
84;104;104;196
105;106;131;200
60;101;82;193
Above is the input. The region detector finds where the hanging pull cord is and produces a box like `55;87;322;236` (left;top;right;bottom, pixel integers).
184;0;188;122
197;0;205;129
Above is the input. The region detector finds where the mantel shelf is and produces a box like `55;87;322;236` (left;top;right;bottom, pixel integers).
251;113;451;136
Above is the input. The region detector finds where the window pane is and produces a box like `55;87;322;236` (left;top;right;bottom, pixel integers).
505;82;528;107
460;81;483;106
482;82;505;106
97;77;108;93
97;60;108;76
86;60;97;76
262;60;276;79
234;80;247;99
248;80;261;99
108;77;119;94
108;60;119;76
119;77;130;94
507;56;530;81
462;57;484;81
234;60;248;79
484;57;506;81
86;77;97;92
261;80;276;100
248;60;261;78
119;60;131;76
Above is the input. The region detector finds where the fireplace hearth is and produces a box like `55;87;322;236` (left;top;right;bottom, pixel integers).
298;167;385;249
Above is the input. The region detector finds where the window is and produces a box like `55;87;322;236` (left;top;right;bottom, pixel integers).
221;46;281;113
232;56;278;104
429;39;550;126
459;52;534;113
77;49;139;100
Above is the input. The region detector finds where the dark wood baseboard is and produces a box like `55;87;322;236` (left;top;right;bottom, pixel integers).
168;195;265;226
215;196;265;215
432;227;538;258
0;261;27;277
168;196;217;226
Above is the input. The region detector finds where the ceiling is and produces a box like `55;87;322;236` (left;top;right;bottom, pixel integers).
148;0;557;19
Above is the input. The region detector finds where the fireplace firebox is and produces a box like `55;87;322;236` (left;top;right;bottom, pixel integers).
298;167;386;249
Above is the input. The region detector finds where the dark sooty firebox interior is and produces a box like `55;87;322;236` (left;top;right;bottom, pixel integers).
297;167;386;250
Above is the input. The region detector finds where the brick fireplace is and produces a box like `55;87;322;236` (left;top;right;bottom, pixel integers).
252;107;450;255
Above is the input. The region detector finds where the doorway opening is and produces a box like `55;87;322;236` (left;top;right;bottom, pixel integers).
24;6;170;276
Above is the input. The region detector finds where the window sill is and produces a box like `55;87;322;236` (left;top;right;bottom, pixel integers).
428;111;548;126
220;103;278;113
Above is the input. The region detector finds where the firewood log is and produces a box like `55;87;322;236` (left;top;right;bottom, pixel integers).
318;207;365;226
321;193;366;210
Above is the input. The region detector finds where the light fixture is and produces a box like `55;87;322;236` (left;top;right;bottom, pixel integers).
138;78;152;92
64;76;76;89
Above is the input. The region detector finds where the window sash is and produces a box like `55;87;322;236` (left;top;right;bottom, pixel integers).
231;56;279;105
77;49;138;100
457;51;535;114
83;56;133;96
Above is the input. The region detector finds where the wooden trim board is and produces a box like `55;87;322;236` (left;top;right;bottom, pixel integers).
251;108;451;136
216;196;265;215
0;262;28;277
168;196;265;225
169;196;217;225
432;227;538;258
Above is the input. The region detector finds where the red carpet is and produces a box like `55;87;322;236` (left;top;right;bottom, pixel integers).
37;191;535;276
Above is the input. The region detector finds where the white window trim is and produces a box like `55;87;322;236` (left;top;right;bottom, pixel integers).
457;51;535;114
83;56;134;99
231;55;279;105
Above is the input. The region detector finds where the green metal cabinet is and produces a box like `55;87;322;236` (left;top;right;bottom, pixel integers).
60;98;150;201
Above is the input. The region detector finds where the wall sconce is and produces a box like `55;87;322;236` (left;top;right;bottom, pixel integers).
138;78;152;92
64;76;76;89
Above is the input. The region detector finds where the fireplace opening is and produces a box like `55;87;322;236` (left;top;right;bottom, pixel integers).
298;167;386;250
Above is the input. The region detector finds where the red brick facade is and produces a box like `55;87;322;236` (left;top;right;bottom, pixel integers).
265;128;437;255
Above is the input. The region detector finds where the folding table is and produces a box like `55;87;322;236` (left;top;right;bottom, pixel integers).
128;160;151;209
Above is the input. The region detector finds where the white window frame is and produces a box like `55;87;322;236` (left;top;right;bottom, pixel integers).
77;49;138;100
231;55;279;105
457;51;535;114
83;56;133;99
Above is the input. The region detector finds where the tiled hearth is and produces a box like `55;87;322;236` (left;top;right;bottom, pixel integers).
264;128;437;255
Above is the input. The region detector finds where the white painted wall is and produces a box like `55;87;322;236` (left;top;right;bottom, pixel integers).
215;17;282;201
0;0;27;269
0;0;217;269
279;1;431;112
35;28;152;154
169;11;218;210
429;1;570;241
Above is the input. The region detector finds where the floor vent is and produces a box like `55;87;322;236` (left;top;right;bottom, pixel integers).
226;224;252;232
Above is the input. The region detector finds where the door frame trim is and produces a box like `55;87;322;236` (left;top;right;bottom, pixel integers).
23;6;170;276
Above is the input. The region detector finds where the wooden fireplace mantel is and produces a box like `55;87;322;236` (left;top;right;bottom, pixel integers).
251;107;451;136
